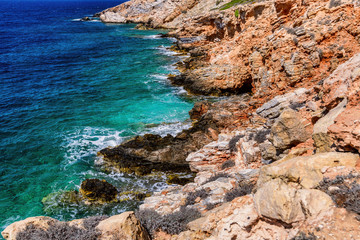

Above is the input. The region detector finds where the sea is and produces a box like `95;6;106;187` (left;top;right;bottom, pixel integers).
0;0;196;232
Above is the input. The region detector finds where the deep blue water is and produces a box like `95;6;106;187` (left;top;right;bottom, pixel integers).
0;0;194;231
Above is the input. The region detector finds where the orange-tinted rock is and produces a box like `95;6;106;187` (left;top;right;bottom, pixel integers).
328;106;360;152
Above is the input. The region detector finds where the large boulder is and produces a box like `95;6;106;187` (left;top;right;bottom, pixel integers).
269;108;311;151
254;179;334;224
2;212;149;240
96;212;150;240
254;179;305;224
2;217;59;240
257;152;359;189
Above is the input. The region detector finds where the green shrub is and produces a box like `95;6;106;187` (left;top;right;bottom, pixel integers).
234;9;239;18
219;0;255;11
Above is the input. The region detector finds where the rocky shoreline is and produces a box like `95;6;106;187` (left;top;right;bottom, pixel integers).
3;0;360;239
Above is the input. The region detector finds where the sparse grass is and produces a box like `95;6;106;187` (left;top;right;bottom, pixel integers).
329;0;342;8
224;182;254;202
234;9;239;18
16;216;108;240
290;232;317;240
203;172;231;185
317;174;360;215
205;202;219;210
185;189;209;206
289;102;305;111
229;135;243;152
254;129;270;143
219;0;256;10
135;207;201;237
221;160;235;169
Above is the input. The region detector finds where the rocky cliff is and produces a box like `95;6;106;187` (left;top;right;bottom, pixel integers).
3;0;360;239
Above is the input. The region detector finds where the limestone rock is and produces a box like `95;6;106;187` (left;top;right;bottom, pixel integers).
269;108;311;151
313;98;347;152
2;213;149;240
328;106;360;153
2;216;59;240
254;179;305;224
296;189;334;218
257;152;359;189
96;212;150;240
256;88;309;119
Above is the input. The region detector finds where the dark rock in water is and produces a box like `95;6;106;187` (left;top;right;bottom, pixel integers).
98;134;193;176
80;16;91;22
166;174;194;186
93;12;101;18
80;179;118;203
98;95;250;176
135;23;153;30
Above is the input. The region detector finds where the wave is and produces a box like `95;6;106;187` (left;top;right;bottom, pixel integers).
143;120;192;137
142;34;162;39
71;19;101;22
62;127;126;167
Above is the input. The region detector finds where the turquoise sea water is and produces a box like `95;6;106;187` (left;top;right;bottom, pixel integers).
0;0;194;231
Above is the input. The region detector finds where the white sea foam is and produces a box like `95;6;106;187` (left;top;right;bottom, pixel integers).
143;34;162;39
71;19;101;22
153;45;178;56
62;127;125;167
143;120;192;137
150;74;168;83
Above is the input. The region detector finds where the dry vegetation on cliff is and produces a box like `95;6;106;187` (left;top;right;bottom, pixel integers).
3;0;360;239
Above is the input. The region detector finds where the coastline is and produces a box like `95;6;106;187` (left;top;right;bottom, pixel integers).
3;0;360;239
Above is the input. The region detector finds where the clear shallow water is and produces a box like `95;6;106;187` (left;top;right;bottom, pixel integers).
0;0;194;231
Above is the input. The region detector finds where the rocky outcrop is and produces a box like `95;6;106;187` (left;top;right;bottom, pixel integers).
257;152;359;189
79;179;118;203
97;94;251;175
1;212;149;240
5;1;360;239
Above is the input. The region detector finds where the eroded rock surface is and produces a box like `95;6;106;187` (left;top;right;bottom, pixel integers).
1;212;149;240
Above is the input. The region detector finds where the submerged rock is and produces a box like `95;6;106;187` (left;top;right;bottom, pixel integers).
80;179;118;203
80;16;91;21
166;174;194;186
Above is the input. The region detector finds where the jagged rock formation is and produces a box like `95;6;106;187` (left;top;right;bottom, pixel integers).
4;0;360;239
